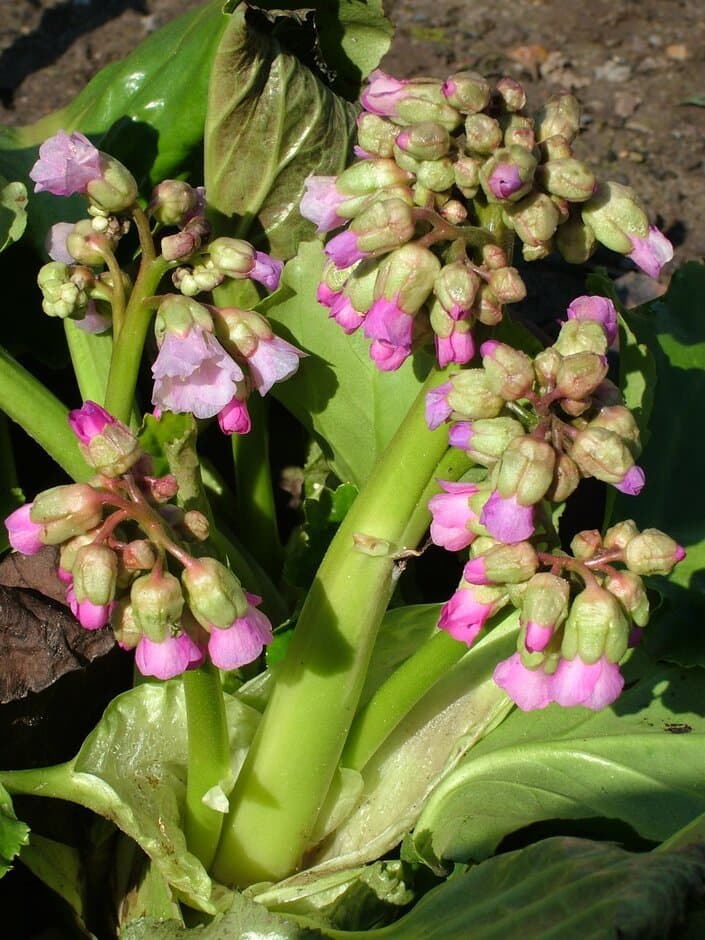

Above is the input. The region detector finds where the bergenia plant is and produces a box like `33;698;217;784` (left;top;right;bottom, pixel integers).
0;3;704;937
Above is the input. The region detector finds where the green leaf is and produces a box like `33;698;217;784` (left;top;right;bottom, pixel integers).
682;95;705;106
411;657;705;869
264;241;433;485
316;1;393;100
0;782;29;878
204;8;358;257
0;177;27;252
284;481;358;589
19;834;86;920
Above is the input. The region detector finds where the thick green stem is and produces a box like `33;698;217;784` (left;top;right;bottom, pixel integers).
182;664;231;871
104;257;169;424
212;368;453;886
230;394;283;577
0;345;91;481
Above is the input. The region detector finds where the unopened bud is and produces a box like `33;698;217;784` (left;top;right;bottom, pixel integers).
443;71;491;113
85;154;138;213
352;197;416;255
447;369;506;419
482;244;508;270
533;347;562;390
537;159;596;202
589;406;641;457
570;427;634;484
464;540;538;586
434;261;481;316
623;529;686;577
502;114;535;150
209;237;256;278
488;266;527;303
38;262;89;319
603;519;639;552
161;230;199;262
111;599;142;650
373;243;441;313
356;113;399;158
439;199;468;224
416;156;455;192
554;319;609;356
480;146;537;203
337;158;411;197
31;484;103;543
581;181;649;255
539;135;573;161
571;529;603;560
149;180;198;226
173;263;223;296
481;340;535;400
122;539;158;571
521;573;570;651
495;435;556;506
547;452;580;501
561;585;630;664
181;557;247;629
131;568;185;642
504;192;561;246
464;113;503;154
65;219;118;266
535;93;581;143
453;155;482;196
495;77;526;112
448;416;525;466
554;351;608;400
182;510;210;541
395;121;450;160
475;283;503;326
73;543;117;606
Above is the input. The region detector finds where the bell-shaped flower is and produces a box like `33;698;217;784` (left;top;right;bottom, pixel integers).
428;480;480;551
300;175;349;233
218;396;251;435
551;654;624;711
207;594;273;670
250;251;284;292
493;653;556;711
369;338;410;371
67;583;112;630
135;632;205;680
627;226;673;279
425;381;453;430
480;490;534;544
438;584;502;647
247;334;305;396
5;503;44;555
29;130;102;196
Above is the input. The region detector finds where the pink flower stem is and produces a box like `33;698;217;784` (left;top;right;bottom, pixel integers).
131;205;157;266
413;207;492;249
537;551;600;588
95;243;127;335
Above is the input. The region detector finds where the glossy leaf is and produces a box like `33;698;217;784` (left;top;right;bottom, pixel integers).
412;656;705;869
263;241;433;485
0;781;29;878
204;8;358;257
19;834;85;920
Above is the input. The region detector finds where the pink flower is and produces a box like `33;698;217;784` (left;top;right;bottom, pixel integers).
487;163;523;200
369;339;410;371
325;229;367;267
524;621;553;653
566;295;618;345
448;422;473;450
29;130;102;196
628;226;673;279
361;70;410;116
68;401;115;445
428;480;480;551
317;282;341;307
218;396;251;435
480;491;534;544
5;503;44;555
250;252;283;292
438;585;494;646
151;326;244;419
425;381;453;430
135;632;205;680
462;556;490;585
329;295;365;334
47;222;75;263
67;585;112;630
363;296;413;347
247;334;305;396
493;653;556;711
301;175;347;233
551;655;624;710
435;325;475;367
207;595;273;670
614;465;645;496
75;301;112;334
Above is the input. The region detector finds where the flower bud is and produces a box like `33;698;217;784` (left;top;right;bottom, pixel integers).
111;599;142;650
438;582;509;646
463;540;538;585
173;263;223;296
31;484;103;543
604;570;649;627
37;262;89;319
122;539;158;571
131;568;185;642
502;114;535;150
85;154;138;213
449;416;525;466
553;319;608;356
395;121;450;160
442;71;491;113
370;243;440;316
535;93;581;143
72;543;117;606
453;155;482;196
554;351;608;400
603;519;639;552
68;401;142;477
481;340;535;400
464;113;503;154
482;245;508;270
64;219;116;266
475;283;503;326
350;197;416;256
520;573;570;651
434;262;481;317
356;113;399;158
495;77;526;112
589;406;641;457
533;347;562;390
556;211;597;261
565;295;618;346
480;147;537;203
570;427;634;484
181;557;247;629
495;435;556;506
546;452;580;501
416;156;455;192
209;237;256;278
337;158;411;197
536;158;596;202
581;181;649;255
521;240;553;262
182;510;210;541
154;294;213;345
447;369;506;419
439;199;468;224
149;180;199;226
161;230;199;263
571;529;603;560
562;585;630;664
504;192;560;246
623;529;686;576
488;266;527;303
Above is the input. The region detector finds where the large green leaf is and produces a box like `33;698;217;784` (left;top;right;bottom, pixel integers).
204;8;358;257
263;241;432;485
0;782;29;878
411;655;705;869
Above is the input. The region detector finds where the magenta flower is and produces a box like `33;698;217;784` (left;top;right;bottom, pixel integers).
76;301;112;334
361;70;410;116
363;296;414;347
448;422;473;450
524;621;553;653
207;595;273;670
614;465;645;496
151;326;244;419
68;401;116;446
480;491;534;544
566;295;618;345
29;130;102;196
429;480;480;551
247;334;305;396
300;175;347;233
425;381;453;430
217;396;251;435
493;653;556;711
551;655;624;710
67;585;112;630
317;282;341;307
325;229;367;268
329;294;365;334
369;339;410;371
250;252;284;292
438;585;494;646
487;163;523;200
435;325;475;367
5;503;44;555
462;556;490;585
135;632;205;681
627;226;673;279
47;222;75;263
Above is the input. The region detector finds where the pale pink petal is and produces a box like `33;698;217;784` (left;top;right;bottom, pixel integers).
5;503;44;555
207;603;273;670
480;491;534;544
628;226;673;279
493;653;555;711
247;335;305;396
135;633;204;680
363;295;413;346
29;130;102;196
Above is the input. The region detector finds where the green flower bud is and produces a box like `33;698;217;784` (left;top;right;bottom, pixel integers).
555;211;597;264
480;146;537;204
464;113;503;154
59;529;101;575
453;416;525;466
394;121;450;160
31;484;103;544
111;599;142;650
496;435;556;505
623;529;686;577
547;452;580;501
37;262;89;319
73;543;117;606
488;266;527;303
416;156;455;192
603;519;639;552
521;240;553;262
537;158;596;202
504;191;560;246
343;258;381;314
470;540;539;584
521;572;570;632
482;244;508;270
122;540;158;571
155;294;213;344
373;243;441;313
356;113;399;158
581;181;649;255
453;155;482;197
439;199;468;224
533;347;563;390
79;417;142;479
65;219;116;266
495;77;527;112
481;341;535;400
173;263;223;296
538;134;573;161
561;585;630;664
394;90;463;131
447;370;506;419
535;93;581;143
181;557;247;630
443;71;491;113
434;261;481;315
589;406;641;458
571;529;603;560
209;237;256;278
604;570;649;627
131;568;185;642
555;351;609;400
554;319;608;356
560;398;591;418
149;180;198;226
570;427;634;484
320;259;357;294
502;114;535;150
85;154;138;213
337;158;411;197
475;283;503;326
352;197;416;255
182;510;210;542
